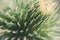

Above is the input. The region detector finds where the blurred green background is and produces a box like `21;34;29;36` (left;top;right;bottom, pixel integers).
0;0;60;40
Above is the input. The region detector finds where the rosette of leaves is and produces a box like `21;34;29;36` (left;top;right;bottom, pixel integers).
0;0;58;40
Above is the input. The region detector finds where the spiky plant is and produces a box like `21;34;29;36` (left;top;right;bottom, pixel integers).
0;0;58;40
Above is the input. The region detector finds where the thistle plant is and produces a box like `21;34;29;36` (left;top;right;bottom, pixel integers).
0;0;58;40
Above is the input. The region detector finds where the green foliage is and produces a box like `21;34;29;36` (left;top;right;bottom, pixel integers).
0;0;57;40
